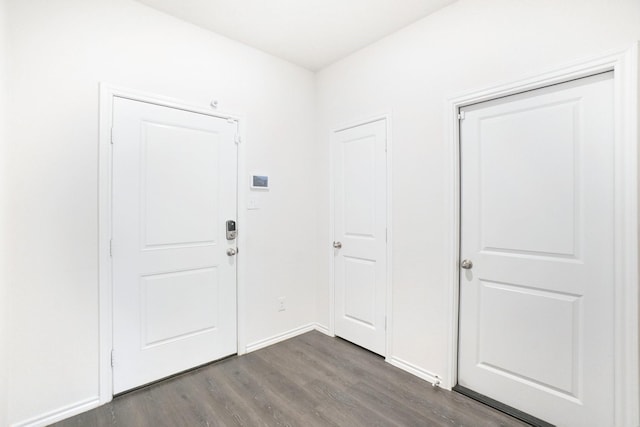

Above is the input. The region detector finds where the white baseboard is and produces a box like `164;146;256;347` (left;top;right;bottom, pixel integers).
386;356;444;388
11;397;100;427
12;339;444;426
313;323;333;336
245;323;316;353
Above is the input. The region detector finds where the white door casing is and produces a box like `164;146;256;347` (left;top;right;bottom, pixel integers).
458;73;615;426
333;119;387;356
111;97;238;393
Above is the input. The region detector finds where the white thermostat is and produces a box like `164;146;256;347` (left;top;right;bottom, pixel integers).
250;175;269;190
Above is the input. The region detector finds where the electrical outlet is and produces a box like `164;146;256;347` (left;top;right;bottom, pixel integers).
277;296;286;312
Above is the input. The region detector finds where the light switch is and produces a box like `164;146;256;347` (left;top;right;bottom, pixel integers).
247;198;260;210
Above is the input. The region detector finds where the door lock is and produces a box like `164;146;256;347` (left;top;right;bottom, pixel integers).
226;220;237;240
333;241;342;249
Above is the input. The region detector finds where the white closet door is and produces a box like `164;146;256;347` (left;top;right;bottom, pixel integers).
333;119;387;356
458;73;614;426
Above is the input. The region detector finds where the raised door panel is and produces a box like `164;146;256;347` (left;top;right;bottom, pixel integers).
477;280;581;399
143;123;220;248
142;267;219;347
343;256;376;327
343;135;376;238
480;101;578;257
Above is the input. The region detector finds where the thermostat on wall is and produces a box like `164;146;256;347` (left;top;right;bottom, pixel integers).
250;175;269;190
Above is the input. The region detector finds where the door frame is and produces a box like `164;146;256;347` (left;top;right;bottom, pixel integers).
328;113;393;358
97;84;247;404
444;44;639;426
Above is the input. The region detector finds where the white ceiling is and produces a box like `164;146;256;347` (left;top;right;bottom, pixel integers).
135;0;457;71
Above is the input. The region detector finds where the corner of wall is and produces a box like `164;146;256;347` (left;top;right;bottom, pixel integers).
312;69;331;333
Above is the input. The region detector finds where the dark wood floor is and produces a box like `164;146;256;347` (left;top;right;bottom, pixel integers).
51;331;529;426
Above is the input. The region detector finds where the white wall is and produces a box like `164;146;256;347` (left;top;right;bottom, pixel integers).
4;0;318;425
316;0;640;384
6;0;640;425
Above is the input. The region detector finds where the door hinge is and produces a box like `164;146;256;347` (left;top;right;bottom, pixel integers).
110;127;114;144
109;239;113;257
458;111;465;120
385;316;387;331
385;228;388;243
110;349;115;367
228;118;241;144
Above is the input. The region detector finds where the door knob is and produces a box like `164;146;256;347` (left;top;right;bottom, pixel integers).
461;259;473;269
333;241;342;249
226;248;237;256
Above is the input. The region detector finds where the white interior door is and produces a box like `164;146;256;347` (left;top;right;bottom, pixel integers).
458;73;614;426
112;97;238;393
333;119;387;356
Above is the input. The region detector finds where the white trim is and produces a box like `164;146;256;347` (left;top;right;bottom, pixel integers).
236;116;248;356
384;116;394;360
313;322;332;336
245;323;316;353
98;84;114;405
613;42;639;427
444;45;639;426
11;397;100;427
386;356;441;386
331;110;393;135
98;83;246;403
328;124;336;337
328;112;393;356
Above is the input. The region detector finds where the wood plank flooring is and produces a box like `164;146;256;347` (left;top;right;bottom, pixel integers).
51;331;529;426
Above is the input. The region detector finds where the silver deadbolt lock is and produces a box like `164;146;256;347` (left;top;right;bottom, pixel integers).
461;259;473;269
226;220;237;240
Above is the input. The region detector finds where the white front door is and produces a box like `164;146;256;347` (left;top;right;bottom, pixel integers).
458;73;614;426
112;97;238;393
333;119;387;356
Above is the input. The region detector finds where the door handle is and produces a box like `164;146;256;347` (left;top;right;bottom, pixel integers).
333;241;342;249
461;259;473;269
226;248;237;256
